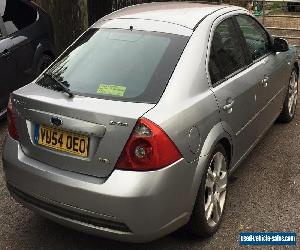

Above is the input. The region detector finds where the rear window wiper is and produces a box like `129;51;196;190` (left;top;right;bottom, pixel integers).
43;72;74;98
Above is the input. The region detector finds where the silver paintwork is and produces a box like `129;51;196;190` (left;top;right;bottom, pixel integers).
12;84;155;177
3;138;201;242
94;2;232;30
50;117;63;127
2;2;299;242
97;18;193;37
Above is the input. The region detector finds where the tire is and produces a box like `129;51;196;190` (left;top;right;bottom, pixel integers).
278;69;298;123
186;144;228;237
36;54;53;76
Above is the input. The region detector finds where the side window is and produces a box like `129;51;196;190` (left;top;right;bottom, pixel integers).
209;18;247;85
209;48;223;84
2;0;37;36
236;15;271;61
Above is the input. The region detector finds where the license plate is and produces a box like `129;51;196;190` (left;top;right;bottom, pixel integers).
34;125;89;157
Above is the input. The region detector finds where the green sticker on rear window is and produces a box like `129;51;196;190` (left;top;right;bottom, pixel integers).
97;84;127;97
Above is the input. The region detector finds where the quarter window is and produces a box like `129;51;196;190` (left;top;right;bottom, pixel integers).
209;18;247;85
236;15;271;61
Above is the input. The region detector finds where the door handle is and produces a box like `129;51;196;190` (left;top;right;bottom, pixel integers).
261;76;269;88
223;98;235;114
0;49;11;59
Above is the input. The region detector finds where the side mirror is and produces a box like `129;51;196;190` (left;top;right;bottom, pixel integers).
273;37;289;52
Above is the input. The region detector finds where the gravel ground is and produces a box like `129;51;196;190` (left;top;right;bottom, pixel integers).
0;107;299;249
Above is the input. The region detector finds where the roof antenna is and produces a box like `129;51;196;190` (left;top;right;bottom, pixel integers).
130;25;133;31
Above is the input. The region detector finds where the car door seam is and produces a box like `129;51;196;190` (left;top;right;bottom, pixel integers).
236;85;286;137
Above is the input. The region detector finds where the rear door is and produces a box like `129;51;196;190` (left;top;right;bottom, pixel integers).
208;16;260;163
0;16;17;111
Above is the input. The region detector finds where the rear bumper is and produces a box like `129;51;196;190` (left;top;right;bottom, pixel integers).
3;136;205;242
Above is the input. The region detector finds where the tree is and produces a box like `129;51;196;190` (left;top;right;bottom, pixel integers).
34;0;88;53
88;0;112;25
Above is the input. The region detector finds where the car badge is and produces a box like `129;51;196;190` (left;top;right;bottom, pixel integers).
51;117;63;127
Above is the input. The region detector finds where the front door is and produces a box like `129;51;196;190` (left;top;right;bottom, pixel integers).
235;14;291;133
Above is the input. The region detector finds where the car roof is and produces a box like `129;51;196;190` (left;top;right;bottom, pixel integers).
95;2;234;30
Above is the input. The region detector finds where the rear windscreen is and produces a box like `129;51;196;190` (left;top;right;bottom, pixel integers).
38;28;189;103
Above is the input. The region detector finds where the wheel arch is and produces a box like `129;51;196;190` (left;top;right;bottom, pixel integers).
218;137;232;168
199;122;233;165
187;123;233;214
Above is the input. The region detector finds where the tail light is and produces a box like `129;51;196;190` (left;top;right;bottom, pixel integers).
116;118;182;171
7;96;19;141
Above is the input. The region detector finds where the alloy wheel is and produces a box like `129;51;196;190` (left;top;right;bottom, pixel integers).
204;152;228;227
288;71;298;117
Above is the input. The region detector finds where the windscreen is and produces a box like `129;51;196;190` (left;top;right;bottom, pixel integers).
38;28;189;103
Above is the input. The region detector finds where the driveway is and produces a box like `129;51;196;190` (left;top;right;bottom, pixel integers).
0;107;299;249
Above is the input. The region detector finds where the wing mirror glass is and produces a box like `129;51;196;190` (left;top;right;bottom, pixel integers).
273;37;289;52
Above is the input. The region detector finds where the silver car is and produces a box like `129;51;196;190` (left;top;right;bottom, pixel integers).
2;2;299;243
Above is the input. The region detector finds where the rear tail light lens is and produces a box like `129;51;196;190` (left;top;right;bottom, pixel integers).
116;118;182;171
7;96;19;141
